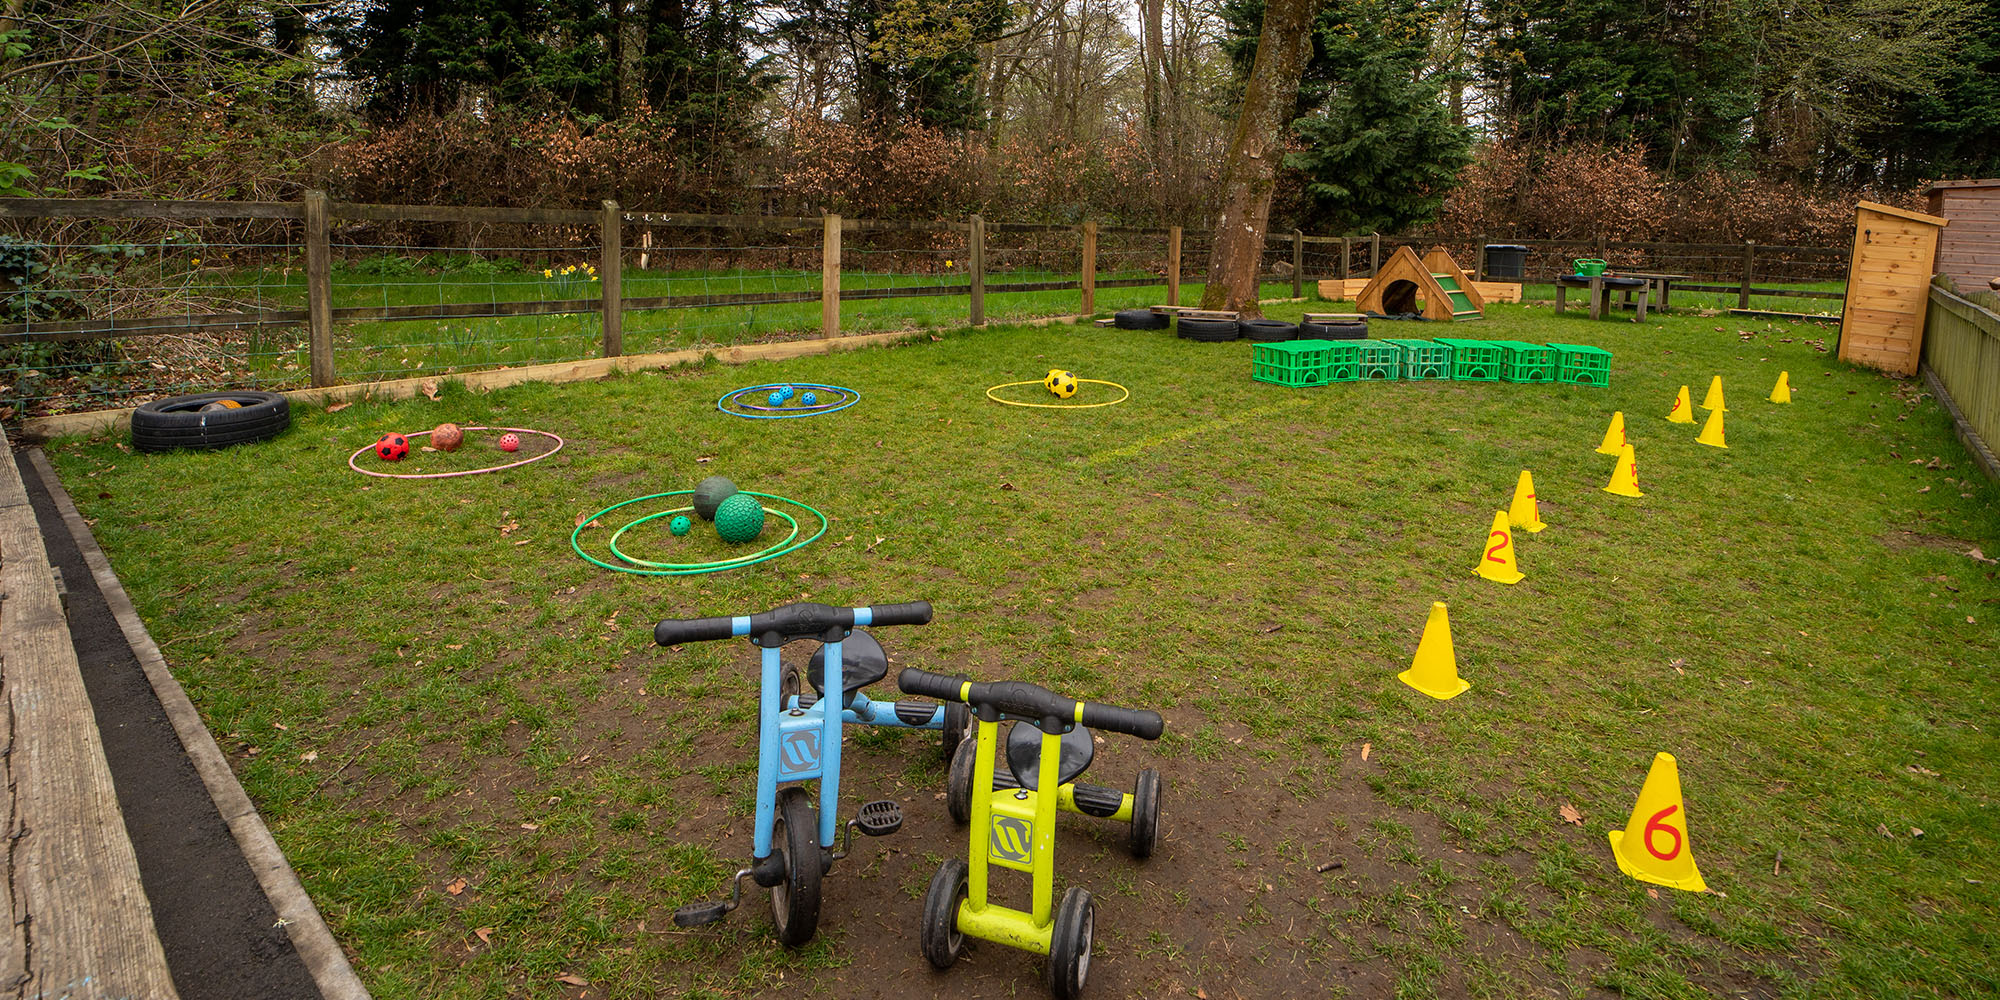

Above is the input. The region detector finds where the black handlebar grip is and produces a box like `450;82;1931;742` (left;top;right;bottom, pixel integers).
1079;702;1165;740
867;601;934;627
654;616;737;647
895;666;967;701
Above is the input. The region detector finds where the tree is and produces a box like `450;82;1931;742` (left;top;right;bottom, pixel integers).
1284;0;1473;233
1201;0;1322;314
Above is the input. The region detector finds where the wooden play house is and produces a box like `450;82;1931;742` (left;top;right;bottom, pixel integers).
1838;201;1948;376
1353;246;1485;321
1924;179;2000;293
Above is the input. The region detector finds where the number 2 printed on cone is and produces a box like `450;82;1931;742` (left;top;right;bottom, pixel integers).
1474;510;1525;585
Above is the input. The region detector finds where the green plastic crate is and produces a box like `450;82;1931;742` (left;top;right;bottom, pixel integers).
1324;341;1361;382
1252;339;1333;387
1545;342;1613;387
1384;339;1452;380
1494;340;1558;383
1356;340;1402;380
1434;337;1503;381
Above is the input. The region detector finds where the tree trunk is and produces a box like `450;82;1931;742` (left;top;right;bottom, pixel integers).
1200;0;1321;315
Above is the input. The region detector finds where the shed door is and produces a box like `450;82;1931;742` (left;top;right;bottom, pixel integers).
1839;208;1941;375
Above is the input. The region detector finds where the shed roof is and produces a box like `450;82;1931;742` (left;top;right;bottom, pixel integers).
1858;200;1949;226
1925;179;2000;193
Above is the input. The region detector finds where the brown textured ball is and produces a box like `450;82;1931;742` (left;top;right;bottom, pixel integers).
431;422;464;452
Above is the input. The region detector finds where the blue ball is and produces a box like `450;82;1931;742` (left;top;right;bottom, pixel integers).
801;391;817;406
767;391;785;406
779;384;795;399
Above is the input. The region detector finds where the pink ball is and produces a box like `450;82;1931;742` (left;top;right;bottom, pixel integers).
498;432;520;453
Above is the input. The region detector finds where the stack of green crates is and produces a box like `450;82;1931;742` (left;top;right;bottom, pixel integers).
1385;339;1452;380
1434;338;1503;381
1494;341;1558;383
1546;343;1614;386
1251;339;1335;387
1355;341;1402;380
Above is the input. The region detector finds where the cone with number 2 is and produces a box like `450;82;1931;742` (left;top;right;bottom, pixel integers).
1474;510;1525;585
1608;752;1708;893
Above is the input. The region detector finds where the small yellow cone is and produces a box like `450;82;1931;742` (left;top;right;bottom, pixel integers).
1397;602;1469;700
1602;443;1643;497
1474;510;1525;585
1508;470;1546;533
1608;752;1708;893
1701;375;1726;412
1769;371;1790;403
1595;411;1627;456
1667;385;1695;424
1696;406;1728;449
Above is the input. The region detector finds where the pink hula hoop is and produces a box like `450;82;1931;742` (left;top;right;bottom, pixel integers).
347;426;566;479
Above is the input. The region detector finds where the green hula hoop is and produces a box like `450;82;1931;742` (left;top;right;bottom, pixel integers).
571;490;829;576
608;505;802;570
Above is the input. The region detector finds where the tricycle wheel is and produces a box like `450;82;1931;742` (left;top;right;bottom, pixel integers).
1046;887;1095;999
941;701;971;758
769;787;822;947
945;736;977;825
920;858;969;969
1129;768;1162;859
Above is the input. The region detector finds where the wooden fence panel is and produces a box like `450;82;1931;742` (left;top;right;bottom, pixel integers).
1923;286;2000;479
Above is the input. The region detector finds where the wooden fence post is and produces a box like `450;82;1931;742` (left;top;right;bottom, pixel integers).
1167;226;1182;306
304;190;332;387
1474;234;1488;282
1081;221;1097;315
1340;237;1350;280
1739;241;1756;309
601;200;622;358
1370;233;1380;276
822;213;841;339
1291;229;1304;298
969;214;986;327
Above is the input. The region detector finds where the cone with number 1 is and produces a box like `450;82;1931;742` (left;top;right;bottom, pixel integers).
1667;385;1695;423
1608;752;1708;893
1508;470;1546;533
1473;510;1525;584
1602;443;1643;498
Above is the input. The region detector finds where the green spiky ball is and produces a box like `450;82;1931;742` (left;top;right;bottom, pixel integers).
692;476;739;521
713;493;766;544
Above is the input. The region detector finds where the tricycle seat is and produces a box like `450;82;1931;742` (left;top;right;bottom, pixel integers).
806;628;889;700
1005;720;1094;788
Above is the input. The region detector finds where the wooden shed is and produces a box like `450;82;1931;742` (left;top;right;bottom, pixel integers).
1838;201;1948;376
1925;179;2000;293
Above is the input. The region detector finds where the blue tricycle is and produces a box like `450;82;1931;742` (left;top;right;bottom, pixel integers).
659;600;962;945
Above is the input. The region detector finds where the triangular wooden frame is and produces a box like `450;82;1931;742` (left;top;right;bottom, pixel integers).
1356;246;1484;321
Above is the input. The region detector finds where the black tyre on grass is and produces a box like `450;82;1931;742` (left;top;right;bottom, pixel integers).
1176;318;1238;342
130;391;290;453
1112;308;1170;330
1301;321;1367;340
1239;318;1298;342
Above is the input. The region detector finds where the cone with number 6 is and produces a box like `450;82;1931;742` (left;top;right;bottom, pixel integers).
1608;752;1708;892
1473;510;1525;585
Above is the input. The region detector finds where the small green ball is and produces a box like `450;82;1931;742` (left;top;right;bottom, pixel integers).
713;492;766;544
692;475;739;521
669;515;692;536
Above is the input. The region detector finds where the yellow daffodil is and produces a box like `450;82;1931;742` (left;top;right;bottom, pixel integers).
543;268;553;277
945;259;954;268
191;258;201;265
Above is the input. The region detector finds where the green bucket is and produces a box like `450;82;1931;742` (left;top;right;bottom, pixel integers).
1573;258;1608;277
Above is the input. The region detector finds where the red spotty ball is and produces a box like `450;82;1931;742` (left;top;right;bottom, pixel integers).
375;433;410;461
497;432;520;453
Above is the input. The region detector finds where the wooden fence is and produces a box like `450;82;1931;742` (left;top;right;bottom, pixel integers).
0;194;1852;392
1921;284;2000;480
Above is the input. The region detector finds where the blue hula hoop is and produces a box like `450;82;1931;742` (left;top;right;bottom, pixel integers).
717;382;861;419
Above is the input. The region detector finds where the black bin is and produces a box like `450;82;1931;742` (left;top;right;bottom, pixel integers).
1484;244;1530;280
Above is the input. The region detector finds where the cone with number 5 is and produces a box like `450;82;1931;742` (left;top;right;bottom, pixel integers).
1602;443;1643;498
1608;752;1708;893
1473;510;1525;585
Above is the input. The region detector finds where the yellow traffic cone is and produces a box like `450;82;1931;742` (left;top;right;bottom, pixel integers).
1667;385;1695;424
1596;411;1627;456
1607;752;1708;893
1769;371;1790;403
1602;443;1643;497
1508;470;1546;533
1474;510;1525;585
1701;375;1726;412
1696;406;1727;449
1397;602;1469;700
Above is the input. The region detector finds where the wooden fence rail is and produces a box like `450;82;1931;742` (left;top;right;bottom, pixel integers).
1922;285;2000;480
0;195;1852;394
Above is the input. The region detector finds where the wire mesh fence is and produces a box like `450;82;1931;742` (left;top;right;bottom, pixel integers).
0;195;1858;422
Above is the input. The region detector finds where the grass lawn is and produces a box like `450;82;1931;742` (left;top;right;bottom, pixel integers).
42;301;1997;999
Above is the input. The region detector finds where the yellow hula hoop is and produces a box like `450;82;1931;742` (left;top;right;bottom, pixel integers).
985;378;1130;409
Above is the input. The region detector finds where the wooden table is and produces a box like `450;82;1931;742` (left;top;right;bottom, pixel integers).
1553;275;1650;322
1615;272;1689;311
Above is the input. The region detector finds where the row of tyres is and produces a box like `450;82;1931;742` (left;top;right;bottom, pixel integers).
1110;307;1368;343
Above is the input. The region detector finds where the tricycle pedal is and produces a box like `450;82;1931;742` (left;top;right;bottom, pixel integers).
673;901;731;927
855;799;903;836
